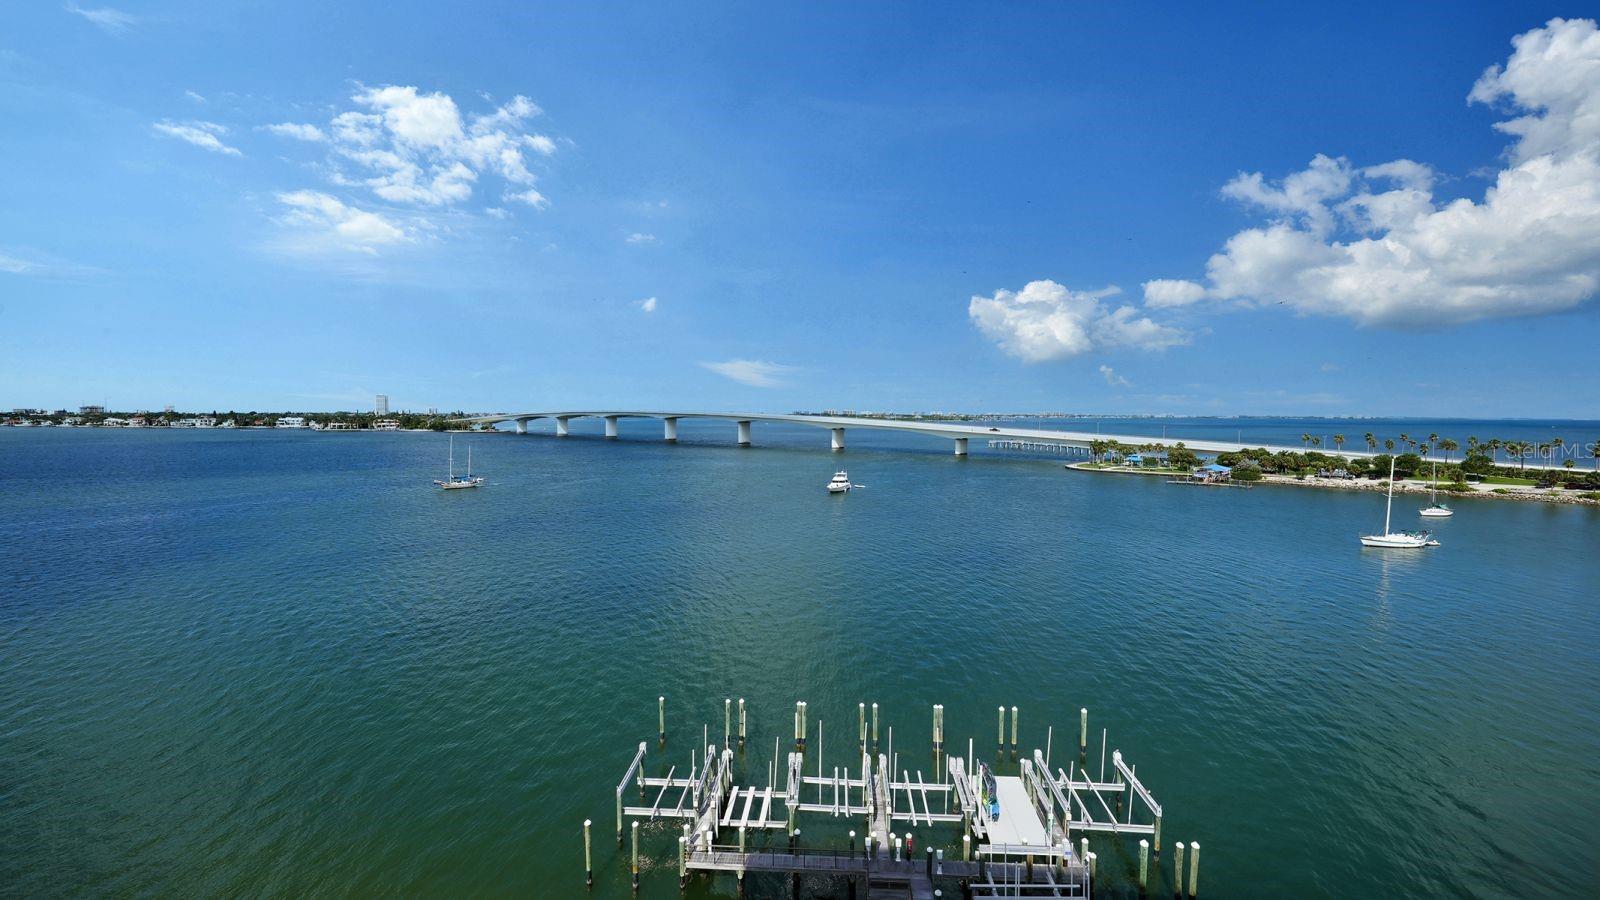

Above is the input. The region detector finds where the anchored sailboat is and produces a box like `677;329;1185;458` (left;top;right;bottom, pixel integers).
434;436;485;490
1420;459;1454;517
1360;456;1436;548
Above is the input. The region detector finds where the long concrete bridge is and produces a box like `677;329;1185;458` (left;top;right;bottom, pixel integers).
467;410;1363;459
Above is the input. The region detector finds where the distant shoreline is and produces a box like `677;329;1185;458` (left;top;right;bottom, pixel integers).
1065;462;1600;507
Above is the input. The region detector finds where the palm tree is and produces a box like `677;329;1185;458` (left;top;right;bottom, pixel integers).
1399;433;1411;453
1311;436;1322;448
1418;443;1429;460
1551;435;1565;467
1333;433;1346;453
1591;437;1600;471
1384;438;1396;453
1365;432;1377;452
1301;432;1312;450
1428;432;1439;448
1439;438;1458;465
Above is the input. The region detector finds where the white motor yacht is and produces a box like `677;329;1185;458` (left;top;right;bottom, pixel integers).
827;471;851;493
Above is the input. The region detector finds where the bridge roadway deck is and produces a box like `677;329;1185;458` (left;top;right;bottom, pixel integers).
469;409;1356;458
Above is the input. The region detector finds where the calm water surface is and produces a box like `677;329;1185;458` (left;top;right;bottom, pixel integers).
2;424;1597;898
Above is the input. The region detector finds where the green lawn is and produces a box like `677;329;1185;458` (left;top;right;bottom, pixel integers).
1482;475;1538;486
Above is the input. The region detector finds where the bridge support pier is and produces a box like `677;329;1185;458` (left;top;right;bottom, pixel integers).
664;417;678;443
605;416;619;439
514;418;528;434
831;428;844;452
737;420;751;446
556;417;570;437
954;437;968;456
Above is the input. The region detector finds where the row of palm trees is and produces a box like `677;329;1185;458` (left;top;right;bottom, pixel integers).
1299;432;1600;473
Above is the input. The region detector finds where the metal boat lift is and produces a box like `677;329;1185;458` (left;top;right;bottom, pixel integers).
600;701;1188;899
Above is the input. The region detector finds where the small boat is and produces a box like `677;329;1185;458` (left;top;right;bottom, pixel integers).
1360;457;1436;548
1419;460;1454;517
435;436;485;490
980;763;1000;820
827;471;851;493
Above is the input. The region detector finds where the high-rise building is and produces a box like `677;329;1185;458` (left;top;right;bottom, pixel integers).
376;394;389;416
79;405;105;415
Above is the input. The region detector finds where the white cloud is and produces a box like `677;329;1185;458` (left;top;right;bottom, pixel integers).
485;207;510;219
968;280;1187;363
638;296;658;313
152;120;242;156
263;122;327;142
0;252;37;274
700;359;796;387
275;190;408;254
1157;18;1600;328
1142;278;1207;308
505;188;547;208
185;90;206;104
65;3;134;33
626;232;658;244
1099;365;1131;387
280;87;555;211
1320;362;1341;373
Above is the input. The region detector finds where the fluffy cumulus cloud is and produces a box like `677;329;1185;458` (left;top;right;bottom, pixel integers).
699;359;796;387
1154;18;1600;327
263;86;557;209
152;120;241;156
274;190;408;254
968;280;1186;363
638;296;658;313
1141;278;1207;308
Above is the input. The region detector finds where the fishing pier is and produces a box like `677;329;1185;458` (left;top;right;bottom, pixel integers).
590;700;1199;898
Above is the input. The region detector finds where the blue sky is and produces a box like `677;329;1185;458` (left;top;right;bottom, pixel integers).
3;3;1598;416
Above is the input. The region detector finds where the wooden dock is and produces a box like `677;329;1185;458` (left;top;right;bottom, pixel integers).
594;700;1197;898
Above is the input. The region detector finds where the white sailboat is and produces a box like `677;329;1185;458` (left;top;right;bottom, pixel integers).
435;436;485;490
1360;456;1437;548
1419;459;1454;517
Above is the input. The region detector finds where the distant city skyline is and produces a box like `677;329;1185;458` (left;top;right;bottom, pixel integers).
3;5;1598;418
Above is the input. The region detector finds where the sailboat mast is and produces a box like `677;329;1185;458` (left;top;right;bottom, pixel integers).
1384;456;1395;534
467;445;472;477
448;436;455;480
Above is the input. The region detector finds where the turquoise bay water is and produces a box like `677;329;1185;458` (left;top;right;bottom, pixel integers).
2;424;1598;898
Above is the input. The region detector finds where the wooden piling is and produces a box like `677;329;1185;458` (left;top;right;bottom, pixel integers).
678;835;687;889
630;821;640;892
871;702;879;752
724;699;731;748
658;696;665;745
997;706;1005;752
1173;842;1185;898
1188;842;1199;897
738;698;746;748
1010;706;1018;757
1139;839;1149;893
583;819;593;887
859;702;866;752
1079;707;1088;757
